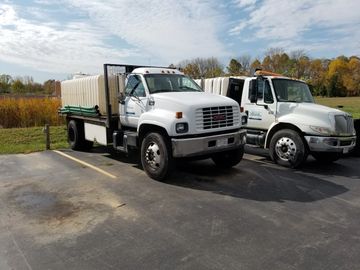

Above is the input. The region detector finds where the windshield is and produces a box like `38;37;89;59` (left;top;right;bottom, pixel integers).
144;74;203;94
272;79;314;103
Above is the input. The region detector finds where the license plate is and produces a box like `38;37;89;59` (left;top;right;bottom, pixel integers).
217;138;228;147
343;147;349;154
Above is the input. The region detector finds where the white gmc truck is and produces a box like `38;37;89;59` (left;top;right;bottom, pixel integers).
196;70;356;168
60;64;246;180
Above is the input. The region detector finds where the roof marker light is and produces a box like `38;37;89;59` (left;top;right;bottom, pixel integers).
176;112;183;119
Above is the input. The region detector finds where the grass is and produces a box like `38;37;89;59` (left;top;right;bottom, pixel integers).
0;97;64;128
315;96;360;119
0;125;68;154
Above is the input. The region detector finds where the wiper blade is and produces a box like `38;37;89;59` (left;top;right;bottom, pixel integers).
151;89;171;93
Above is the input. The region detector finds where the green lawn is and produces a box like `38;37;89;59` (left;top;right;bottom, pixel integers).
0;125;68;154
315;96;360;119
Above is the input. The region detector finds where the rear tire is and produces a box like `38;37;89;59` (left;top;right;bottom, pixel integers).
212;146;244;169
312;152;341;164
269;129;307;168
141;132;173;181
67;120;93;150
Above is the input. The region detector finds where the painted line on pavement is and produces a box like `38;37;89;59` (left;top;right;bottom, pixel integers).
53;150;117;179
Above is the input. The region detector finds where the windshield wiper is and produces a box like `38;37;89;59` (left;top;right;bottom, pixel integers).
151;89;171;94
179;86;199;91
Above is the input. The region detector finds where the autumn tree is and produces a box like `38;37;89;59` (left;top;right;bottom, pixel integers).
179;57;223;79
227;59;242;75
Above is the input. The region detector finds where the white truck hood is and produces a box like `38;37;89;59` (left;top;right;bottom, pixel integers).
277;102;354;135
151;92;237;109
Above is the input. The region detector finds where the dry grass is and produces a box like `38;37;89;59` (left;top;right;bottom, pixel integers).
0;97;64;128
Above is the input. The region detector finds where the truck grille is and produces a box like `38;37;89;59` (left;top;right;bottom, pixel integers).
334;115;354;135
196;106;240;130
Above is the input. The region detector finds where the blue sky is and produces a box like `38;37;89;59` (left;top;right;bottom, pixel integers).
0;0;359;82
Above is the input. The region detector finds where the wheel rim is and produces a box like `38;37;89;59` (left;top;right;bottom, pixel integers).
275;137;297;162
145;141;161;170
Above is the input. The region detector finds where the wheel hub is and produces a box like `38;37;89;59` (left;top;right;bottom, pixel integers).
145;142;161;169
275;137;297;162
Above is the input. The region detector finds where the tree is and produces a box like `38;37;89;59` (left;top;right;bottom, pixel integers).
238;54;252;75
0;74;12;93
250;59;262;74
326;57;348;97
179;57;223;79
227;59;242;75
262;48;290;74
43;80;55;95
11;78;25;93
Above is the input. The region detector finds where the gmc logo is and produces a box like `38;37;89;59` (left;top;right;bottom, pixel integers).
213;114;226;121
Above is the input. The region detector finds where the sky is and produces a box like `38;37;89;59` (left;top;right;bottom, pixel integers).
0;0;359;82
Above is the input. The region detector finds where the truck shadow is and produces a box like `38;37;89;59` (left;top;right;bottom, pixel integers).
166;159;349;203
90;146;351;203
245;145;360;178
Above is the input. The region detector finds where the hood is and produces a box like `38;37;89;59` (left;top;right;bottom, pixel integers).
277;102;354;135
151;92;237;109
278;102;349;118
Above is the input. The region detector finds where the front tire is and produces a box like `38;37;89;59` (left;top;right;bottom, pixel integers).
269;129;307;168
312;152;341;164
212;146;244;169
141;132;173;181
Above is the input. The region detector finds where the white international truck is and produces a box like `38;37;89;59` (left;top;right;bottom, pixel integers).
60;64;246;180
195;70;356;168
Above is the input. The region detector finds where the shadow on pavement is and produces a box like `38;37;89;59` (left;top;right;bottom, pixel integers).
80;145;350;203
166;159;349;203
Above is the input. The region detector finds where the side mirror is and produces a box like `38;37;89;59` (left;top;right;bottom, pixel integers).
249;79;258;103
118;92;126;104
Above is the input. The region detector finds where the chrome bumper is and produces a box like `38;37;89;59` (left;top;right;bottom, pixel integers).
305;135;356;153
171;130;247;158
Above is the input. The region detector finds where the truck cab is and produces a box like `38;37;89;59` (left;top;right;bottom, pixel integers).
196;71;356;168
61;64;246;180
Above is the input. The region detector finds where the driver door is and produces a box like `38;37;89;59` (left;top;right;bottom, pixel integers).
246;79;276;130
120;75;147;128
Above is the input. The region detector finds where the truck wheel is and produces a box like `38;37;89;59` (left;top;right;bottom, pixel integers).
312;152;341;164
212;146;244;168
67;120;93;150
141;132;173;181
269;129;307;168
67;120;84;150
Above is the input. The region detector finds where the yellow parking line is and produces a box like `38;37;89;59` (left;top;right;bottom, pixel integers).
53;150;117;179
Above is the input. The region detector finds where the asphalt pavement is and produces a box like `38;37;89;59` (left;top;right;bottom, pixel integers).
0;147;359;270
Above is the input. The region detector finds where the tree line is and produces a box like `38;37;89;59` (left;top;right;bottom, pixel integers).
0;75;57;95
178;48;360;97
1;48;359;97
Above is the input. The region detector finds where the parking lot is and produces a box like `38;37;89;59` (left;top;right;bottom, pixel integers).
0;147;359;270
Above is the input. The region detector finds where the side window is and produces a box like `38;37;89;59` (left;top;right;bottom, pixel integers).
125;75;146;97
249;79;273;103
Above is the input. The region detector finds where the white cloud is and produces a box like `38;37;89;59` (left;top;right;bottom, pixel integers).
230;0;360;56
0;4;138;74
64;0;227;63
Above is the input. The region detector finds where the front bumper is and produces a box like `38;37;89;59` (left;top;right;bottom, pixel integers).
305;135;356;153
171;129;247;158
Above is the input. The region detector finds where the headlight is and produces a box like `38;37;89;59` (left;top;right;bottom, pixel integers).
176;123;188;133
309;125;333;135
